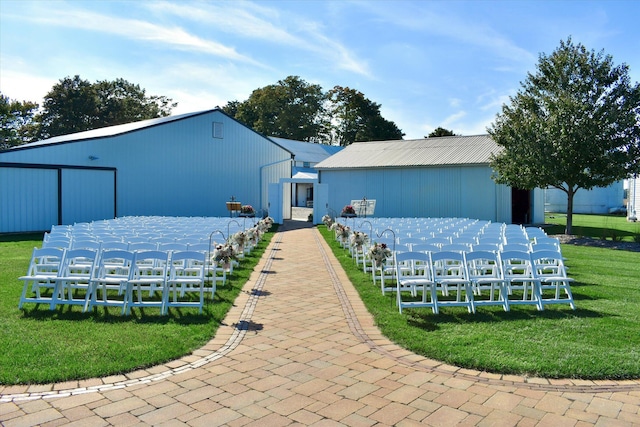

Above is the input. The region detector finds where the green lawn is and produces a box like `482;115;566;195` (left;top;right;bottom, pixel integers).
319;224;640;380
0;229;275;385
545;212;640;241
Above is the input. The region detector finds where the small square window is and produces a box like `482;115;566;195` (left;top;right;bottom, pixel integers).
303;162;310;168
212;122;223;139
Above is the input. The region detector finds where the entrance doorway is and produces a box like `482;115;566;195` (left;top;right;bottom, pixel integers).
511;188;531;224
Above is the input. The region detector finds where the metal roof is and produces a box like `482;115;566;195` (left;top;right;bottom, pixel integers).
269;137;343;163
314;135;502;169
7;109;219;150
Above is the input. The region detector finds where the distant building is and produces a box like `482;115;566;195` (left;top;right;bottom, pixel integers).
314;135;545;224
545;182;625;215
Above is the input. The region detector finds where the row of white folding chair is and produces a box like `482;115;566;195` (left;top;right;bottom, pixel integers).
394;249;575;314
18;248;211;315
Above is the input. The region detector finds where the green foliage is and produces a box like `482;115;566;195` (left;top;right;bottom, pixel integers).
426;126;456;138
227;76;327;142
327;85;404;146
34;75;177;140
319;224;640;379
224;76;404;145
0;229;275;385
488;38;640;234
0;92;39;149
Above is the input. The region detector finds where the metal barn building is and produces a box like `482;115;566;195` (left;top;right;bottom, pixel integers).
0;109;294;233
545;181;625;214
314;135;545;224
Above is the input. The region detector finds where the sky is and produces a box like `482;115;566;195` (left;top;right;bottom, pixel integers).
1;0;639;140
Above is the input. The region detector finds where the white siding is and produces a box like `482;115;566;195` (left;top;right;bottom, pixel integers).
628;176;639;220
0;167;58;232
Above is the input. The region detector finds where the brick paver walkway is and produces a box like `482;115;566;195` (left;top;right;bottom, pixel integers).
1;221;639;426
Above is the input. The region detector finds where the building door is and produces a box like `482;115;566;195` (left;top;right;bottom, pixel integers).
511;188;531;224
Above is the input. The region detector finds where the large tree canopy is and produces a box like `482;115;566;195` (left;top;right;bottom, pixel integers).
35;75;176;140
0;93;39;150
226;76;327;142
488;38;640;234
327;86;404;146
224;76;403;145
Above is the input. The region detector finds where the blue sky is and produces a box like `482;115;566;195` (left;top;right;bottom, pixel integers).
1;0;638;140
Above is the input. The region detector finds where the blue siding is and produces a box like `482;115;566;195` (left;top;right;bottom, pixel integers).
321;166;501;221
61;169;115;224
0;167;58;232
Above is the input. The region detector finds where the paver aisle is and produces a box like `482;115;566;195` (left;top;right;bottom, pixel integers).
1;221;639;426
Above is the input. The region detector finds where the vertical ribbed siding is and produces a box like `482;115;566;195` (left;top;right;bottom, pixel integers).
323;165;506;221
0;167;58;232
61;169;115;224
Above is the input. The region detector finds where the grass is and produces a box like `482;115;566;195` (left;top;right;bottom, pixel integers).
545;212;640;241
318;225;640;380
0;228;276;385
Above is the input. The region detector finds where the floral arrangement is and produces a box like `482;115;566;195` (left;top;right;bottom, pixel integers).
211;243;235;268
341;205;356;215
257;217;274;233
331;222;350;241
240;205;255;215
349;231;368;250
368;242;392;266
322;214;334;228
231;231;248;253
246;227;260;245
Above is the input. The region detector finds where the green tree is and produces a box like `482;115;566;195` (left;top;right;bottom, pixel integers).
93;78;176;128
35;75;176;140
426;127;456;138
0;93;39;149
227;76;327;142
327;86;404;146
35;75;97;139
488;38;640;234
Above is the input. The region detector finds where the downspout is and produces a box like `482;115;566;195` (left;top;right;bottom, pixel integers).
259;156;293;211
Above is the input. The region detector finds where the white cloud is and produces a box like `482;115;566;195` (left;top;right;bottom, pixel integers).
26;5;266;67
146;1;372;77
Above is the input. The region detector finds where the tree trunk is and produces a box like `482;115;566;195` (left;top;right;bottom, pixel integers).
566;187;574;235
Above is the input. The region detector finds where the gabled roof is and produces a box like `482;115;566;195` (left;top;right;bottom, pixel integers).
6;109;221;150
314;135;501;169
268;137;343;163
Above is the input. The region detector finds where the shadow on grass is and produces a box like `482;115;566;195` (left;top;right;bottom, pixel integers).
406;305;604;331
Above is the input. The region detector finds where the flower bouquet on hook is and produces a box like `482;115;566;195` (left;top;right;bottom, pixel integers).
368;242;391;267
341;205;357;218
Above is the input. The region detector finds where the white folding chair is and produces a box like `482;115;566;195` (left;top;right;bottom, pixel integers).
164;251;206;314
431;251;475;313
531;250;576;310
123;250;170;315
500;250;543;311
464;251;509;311
85;250;135;312
50;249;98;309
395;251;437;314
18;247;65;309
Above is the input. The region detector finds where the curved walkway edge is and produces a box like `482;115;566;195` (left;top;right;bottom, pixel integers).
1;221;639;427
